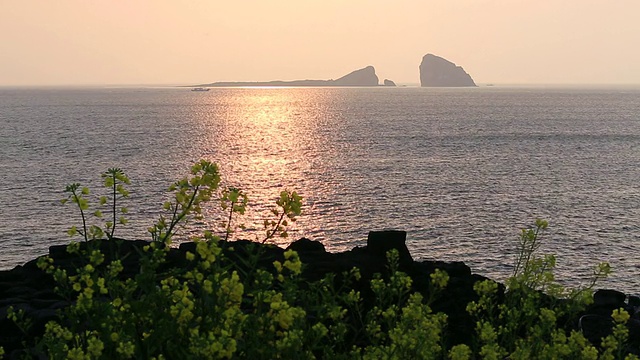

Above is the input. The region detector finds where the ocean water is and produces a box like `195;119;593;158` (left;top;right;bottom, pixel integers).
1;86;639;292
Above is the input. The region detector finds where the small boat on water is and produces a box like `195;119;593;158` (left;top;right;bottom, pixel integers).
191;87;210;92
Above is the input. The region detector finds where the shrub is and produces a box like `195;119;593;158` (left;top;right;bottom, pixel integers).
5;161;633;359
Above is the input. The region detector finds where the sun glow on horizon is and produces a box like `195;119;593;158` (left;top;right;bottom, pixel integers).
2;1;640;86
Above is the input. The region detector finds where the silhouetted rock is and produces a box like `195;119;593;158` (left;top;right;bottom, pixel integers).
332;66;379;86
199;66;380;87
286;237;326;254
419;54;476;87
594;289;627;308
383;79;396;86
366;230;412;264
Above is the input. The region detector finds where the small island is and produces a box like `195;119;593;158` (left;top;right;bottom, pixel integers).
420;54;476;87
197;66;380;87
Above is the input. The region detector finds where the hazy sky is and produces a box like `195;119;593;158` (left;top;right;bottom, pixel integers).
2;1;639;86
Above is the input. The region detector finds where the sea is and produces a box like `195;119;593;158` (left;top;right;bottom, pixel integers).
1;86;639;293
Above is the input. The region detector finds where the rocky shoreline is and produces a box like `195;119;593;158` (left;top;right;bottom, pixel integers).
1;231;638;357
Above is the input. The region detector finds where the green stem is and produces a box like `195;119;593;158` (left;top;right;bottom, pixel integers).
264;211;286;243
224;200;235;242
73;190;88;242
110;173;117;240
162;184;200;243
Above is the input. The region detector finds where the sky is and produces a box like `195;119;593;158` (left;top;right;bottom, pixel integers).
1;0;640;86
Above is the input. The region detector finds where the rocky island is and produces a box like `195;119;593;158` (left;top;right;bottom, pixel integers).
197;66;381;87
420;54;476;87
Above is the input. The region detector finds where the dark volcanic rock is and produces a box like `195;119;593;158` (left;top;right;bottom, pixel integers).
419;54;476;87
383;79;396;86
594;289;627;308
1;234;637;355
286;237;326;254
0;234;487;354
366;230;412;264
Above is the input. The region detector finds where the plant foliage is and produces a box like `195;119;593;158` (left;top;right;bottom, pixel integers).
4;161;634;359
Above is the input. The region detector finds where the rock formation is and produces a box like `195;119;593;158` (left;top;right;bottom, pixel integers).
199;66;379;87
419;54;476;87
332;65;379;86
383;79;396;86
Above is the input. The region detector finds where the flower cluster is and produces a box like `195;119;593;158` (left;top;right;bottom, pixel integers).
8;164;631;359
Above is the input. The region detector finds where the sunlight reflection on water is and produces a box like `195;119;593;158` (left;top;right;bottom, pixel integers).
186;88;344;248
2;87;640;293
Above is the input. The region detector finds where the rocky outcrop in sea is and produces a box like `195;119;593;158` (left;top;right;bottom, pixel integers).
419;54;476;87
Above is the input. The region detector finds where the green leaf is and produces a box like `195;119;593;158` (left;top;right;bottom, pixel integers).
79;198;89;210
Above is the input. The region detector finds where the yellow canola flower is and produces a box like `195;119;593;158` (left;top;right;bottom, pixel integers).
474;279;498;296
203;279;213;294
346;289;361;303
267;296;306;330
87;336;104;357
45;322;74;341
539;308;556;325
282;250;302;274
430;269;449;289
612;308;630;323
116;341;136;358
449;344;472;360
273;261;283;273
109;260;124;276
83;287;94;299
89;250;104;265
478;321;498;343
97;277;108;294
218;271;244;304
66;347;88;360
312;322;329;337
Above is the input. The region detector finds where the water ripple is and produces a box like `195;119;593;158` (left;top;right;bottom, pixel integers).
1;87;640;293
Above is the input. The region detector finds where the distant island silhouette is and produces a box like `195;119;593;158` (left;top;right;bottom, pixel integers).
197;66;382;87
420;54;476;87
193;54;476;88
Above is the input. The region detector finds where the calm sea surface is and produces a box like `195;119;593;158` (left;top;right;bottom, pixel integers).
1;86;639;292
